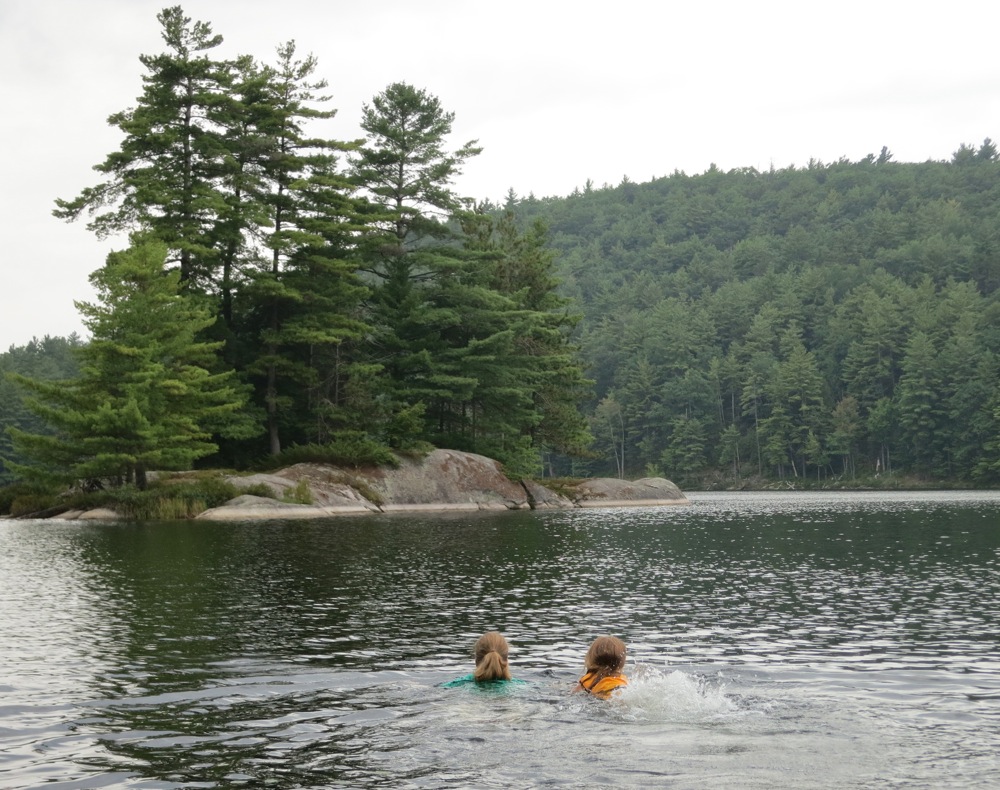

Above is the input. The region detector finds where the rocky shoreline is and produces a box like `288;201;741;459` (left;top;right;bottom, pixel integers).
34;449;690;521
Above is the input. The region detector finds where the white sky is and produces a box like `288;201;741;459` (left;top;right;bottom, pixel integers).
3;0;1000;350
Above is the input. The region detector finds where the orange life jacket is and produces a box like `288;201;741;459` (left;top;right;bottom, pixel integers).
578;671;628;699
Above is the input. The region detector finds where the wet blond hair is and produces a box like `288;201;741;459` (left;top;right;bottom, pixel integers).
473;631;512;682
583;635;627;680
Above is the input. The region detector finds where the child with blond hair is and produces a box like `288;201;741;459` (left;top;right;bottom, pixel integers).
442;631;522;686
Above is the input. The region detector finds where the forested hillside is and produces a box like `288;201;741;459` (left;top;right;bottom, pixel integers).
507;143;1000;485
6;6;999;492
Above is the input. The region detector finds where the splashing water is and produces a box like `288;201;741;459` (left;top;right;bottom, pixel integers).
610;664;736;723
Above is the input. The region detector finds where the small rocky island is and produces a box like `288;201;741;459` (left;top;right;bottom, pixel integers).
33;449;689;521
196;449;690;520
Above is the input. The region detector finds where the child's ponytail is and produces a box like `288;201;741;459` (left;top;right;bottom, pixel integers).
473;650;510;681
472;631;513;682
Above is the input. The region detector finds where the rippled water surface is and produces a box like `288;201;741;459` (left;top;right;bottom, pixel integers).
3;491;1000;788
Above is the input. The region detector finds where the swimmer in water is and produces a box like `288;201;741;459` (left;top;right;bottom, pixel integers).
442;631;521;686
574;635;628;699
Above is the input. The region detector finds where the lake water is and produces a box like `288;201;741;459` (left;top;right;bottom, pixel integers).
2;491;1000;788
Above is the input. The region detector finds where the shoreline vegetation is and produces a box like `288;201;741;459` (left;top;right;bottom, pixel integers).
2;447;984;524
0;479;980;523
0;449;690;522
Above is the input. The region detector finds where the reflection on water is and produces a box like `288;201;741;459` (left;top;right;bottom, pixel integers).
2;491;1000;787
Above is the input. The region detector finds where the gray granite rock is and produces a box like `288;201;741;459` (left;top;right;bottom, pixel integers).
351;449;530;510
568;477;689;506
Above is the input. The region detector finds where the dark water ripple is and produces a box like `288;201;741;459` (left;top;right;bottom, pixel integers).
3;490;1000;787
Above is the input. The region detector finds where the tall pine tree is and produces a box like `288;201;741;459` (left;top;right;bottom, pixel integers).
54;6;233;287
351;82;482;444
233;41;368;455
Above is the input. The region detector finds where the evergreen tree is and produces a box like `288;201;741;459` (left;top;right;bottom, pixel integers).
269;174;372;448
7;241;254;489
828;395;862;477
350;82;482;442
353;81;481;244
895;330;944;473
54;6;233;287
592;395;627;478
456;210;592;473
660;414;707;484
770;327;828;475
840;286;906;414
717;422;743;480
233;41;368;455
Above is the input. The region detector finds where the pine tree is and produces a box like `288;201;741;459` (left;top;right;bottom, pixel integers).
351;82;482;441
54;6;233;287
459;210;592;472
8;241;254;489
233;41;367;455
895;330;944;473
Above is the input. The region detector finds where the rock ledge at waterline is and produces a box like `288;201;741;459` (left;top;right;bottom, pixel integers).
193;449;690;521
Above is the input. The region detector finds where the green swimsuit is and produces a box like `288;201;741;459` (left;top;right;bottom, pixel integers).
440;673;528;688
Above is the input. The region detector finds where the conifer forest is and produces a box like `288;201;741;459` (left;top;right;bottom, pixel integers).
5;6;1000;491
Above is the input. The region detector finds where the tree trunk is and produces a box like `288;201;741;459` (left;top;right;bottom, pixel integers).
267;358;280;456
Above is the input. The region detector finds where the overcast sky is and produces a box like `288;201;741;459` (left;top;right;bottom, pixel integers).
3;0;1000;350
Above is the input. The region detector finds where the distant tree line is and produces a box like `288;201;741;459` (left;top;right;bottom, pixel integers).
503;142;1000;485
0;336;81;485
